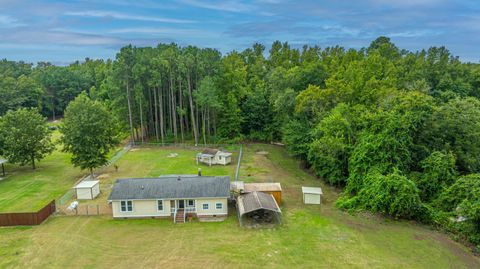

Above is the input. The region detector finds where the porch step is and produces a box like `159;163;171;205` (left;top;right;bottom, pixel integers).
175;210;185;223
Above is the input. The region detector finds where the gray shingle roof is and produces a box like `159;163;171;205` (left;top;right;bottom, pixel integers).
237;191;281;216
201;148;219;155
108;176;230;200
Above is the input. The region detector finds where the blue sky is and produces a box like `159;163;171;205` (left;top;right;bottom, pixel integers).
0;0;479;64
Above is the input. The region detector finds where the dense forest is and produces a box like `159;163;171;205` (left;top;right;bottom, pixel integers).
1;37;479;248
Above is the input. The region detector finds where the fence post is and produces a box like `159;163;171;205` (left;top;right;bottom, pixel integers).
97;204;99;215
235;145;243;181
86;205;89;215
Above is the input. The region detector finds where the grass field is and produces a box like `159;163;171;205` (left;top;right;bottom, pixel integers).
0;128;84;212
0;144;479;268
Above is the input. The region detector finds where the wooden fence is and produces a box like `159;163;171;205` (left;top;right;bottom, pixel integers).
57;204;112;216
0;200;56;226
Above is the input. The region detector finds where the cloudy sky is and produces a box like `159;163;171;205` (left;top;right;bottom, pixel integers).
0;0;479;64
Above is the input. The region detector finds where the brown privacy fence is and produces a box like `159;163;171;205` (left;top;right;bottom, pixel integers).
0;200;56;226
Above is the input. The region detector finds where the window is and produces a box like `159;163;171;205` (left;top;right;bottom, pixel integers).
216;203;223;210
187;200;195;207
120;200;133;212
202;203;209;210
157;200;163;211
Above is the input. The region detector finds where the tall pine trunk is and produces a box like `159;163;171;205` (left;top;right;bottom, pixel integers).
179;79;185;143
187;71;198;146
126;80;135;144
202;107;207;145
159;86;165;144
170;75;177;143
153;87;159;141
139;96;144;144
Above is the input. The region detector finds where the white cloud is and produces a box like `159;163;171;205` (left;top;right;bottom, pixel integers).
178;0;253;12
109;27;219;38
1;29;122;46
388;30;442;38
64;10;195;24
369;0;446;7
0;14;24;28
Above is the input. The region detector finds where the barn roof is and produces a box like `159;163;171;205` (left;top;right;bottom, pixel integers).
74;180;99;189
302;186;323;195
201;148;220;155
237;191;281;217
108;176;230;200
244;182;282;192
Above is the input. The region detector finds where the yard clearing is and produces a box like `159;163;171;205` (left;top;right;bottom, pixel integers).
0;144;479;268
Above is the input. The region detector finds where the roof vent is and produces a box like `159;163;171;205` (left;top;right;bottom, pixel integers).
141;185;144;190
177;176;181;181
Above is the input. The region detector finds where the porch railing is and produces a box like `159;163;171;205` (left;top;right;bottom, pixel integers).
172;208;177;223
185;207;196;213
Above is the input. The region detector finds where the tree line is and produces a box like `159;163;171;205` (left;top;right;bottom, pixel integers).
0;37;479;249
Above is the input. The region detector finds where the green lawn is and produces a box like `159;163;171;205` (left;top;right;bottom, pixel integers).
0;150;83;212
0;144;478;268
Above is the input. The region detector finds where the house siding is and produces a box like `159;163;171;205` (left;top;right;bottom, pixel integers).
111;198;228;219
112;200;171;218
196;198;228;216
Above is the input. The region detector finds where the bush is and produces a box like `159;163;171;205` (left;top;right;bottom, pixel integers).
308;137;348;185
434;174;480;246
339;171;422;219
416;151;457;201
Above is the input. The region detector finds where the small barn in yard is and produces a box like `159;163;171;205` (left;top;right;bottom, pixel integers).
244;182;282;204
74;180;100;200
237;191;281;227
302;187;323;204
196;148;232;166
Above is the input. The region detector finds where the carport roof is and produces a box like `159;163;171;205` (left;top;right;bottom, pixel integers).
237;191;281;217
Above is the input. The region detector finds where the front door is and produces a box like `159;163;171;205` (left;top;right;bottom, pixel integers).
178;200;185;209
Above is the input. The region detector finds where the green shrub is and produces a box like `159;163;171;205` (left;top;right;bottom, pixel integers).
339;171;422;219
416;151;457;201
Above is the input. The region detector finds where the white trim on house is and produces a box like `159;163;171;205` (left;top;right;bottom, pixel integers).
108;196;229;202
113;214;171;218
120;200;133;212
157;200;164;212
112;198;227;221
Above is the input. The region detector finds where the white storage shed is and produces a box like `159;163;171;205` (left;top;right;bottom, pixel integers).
302;187;323;204
74;180;100;200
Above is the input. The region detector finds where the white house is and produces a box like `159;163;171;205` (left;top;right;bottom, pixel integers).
196;149;232;166
73;180;100;200
302;187;323;204
108;175;230;223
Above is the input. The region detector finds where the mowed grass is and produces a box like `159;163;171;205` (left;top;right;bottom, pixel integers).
0;145;479;268
0;128;84;212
